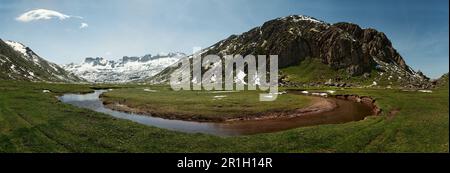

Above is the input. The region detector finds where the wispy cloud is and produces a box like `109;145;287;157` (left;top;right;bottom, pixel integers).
80;22;89;29
15;9;81;22
16;9;88;30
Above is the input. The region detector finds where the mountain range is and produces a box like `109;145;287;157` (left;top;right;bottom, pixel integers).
62;52;185;83
1;15;444;88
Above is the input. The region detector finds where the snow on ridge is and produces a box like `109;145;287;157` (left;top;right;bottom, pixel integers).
3;40;45;68
235;70;247;85
280;15;326;24
64;53;185;83
4;40;27;56
0;57;6;64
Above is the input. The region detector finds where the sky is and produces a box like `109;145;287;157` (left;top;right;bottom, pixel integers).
0;0;448;78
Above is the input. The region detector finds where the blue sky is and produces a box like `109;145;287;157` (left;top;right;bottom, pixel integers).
0;0;448;78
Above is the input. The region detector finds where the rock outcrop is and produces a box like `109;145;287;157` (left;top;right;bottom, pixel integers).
150;15;429;87
199;15;413;76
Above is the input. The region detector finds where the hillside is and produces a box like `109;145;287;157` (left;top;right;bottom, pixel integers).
0;39;82;82
149;15;430;88
433;73;449;89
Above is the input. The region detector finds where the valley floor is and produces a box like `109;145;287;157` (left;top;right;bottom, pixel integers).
0;80;448;152
101;87;315;122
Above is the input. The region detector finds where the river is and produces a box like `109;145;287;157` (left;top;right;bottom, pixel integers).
59;90;373;136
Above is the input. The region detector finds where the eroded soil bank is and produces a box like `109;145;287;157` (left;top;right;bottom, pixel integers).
334;94;382;115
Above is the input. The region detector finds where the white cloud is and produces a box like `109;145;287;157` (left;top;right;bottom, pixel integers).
16;9;81;22
80;22;89;29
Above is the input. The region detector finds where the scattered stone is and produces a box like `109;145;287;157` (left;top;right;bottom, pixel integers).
363;73;371;78
319;93;328;97
325;79;333;85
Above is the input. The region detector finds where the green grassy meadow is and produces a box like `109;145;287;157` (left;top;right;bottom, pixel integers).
101;86;313;121
0;80;448;152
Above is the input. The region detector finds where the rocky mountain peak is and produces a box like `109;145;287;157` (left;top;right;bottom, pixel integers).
84;57;109;65
150;15;429;88
63;52;186;83
277;15;328;25
197;15;417;77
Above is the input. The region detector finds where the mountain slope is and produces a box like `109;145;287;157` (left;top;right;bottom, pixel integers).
0;39;83;82
63;53;185;83
433;73;449;89
150;15;430;88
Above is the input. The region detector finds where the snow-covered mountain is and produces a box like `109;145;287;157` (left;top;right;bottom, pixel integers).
0;39;83;82
63;52;185;83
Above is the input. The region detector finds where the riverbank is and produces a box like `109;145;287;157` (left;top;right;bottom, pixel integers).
102;95;339;122
60;90;373;135
101;88;383;122
100;87;315;122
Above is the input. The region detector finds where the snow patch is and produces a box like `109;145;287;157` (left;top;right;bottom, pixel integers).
235;70;247;85
10;64;16;71
326;90;336;94
213;95;227;100
263;95;274;99
319;93;328;97
210;91;237;94
0;57;6;64
4;40;27;56
282;15;324;24
143;88;157;92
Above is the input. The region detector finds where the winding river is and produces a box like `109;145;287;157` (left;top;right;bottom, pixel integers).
59;90;373;136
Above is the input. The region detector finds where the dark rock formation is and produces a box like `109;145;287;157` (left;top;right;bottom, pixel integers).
201;15;413;76
150;15;429;87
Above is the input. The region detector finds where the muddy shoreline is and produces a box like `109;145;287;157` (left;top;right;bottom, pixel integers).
333;94;382;115
100;91;380;123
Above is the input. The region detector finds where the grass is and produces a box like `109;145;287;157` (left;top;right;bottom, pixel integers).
101;86;313;121
281;58;340;83
0;80;448;152
281;57;408;87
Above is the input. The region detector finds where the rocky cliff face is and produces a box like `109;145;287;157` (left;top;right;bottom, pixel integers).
150;15;429;88
201;15;412;76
